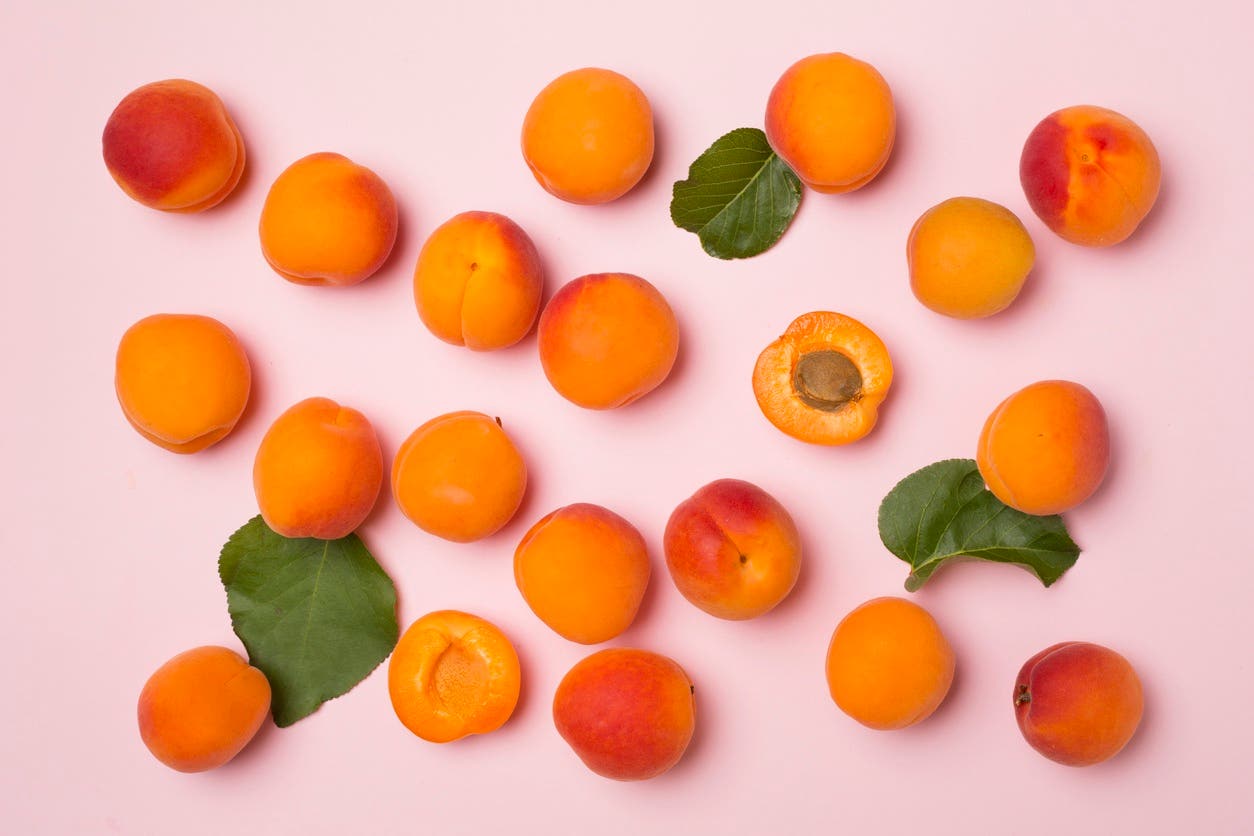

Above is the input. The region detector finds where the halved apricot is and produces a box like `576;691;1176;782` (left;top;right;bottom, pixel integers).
752;312;893;445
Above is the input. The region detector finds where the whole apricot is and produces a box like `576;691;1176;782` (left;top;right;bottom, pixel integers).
115;313;251;453
137;646;270;772
253;397;383;540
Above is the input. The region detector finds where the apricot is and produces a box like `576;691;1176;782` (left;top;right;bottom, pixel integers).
259;152;398;286
553;648;695;781
1014;641;1143;766
253;397;383;540
977;380;1109;516
103;79;245;213
514;504;650;644
391;411;527;543
907;197;1036;319
825;597;955;730
388;610;521;744
765;53;895;194
521;68;654;204
1020;105;1161;246
538;273;679;409
664;479;801;620
115;313;251;453
137;646;270;772
753;311;893;445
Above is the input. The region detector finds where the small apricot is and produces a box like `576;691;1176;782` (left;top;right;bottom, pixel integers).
521;68;654;204
259;152;398;286
253;397;383;540
514;504;650;644
103;79;245;212
391;411;527;543
137;646;270;772
753;311;893;445
388;610;521;744
115;313;251;453
977;380;1109;515
413;211;544;350
908;197;1036;319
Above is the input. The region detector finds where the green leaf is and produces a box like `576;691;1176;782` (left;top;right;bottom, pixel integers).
670;127;802;260
878;459;1080;592
219;516;399;727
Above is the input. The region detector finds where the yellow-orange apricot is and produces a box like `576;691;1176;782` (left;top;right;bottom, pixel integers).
765;53;895;194
137;646;270;772
259;152;398;286
977;380;1109;515
103;79;245;212
414;211;544;350
908;197;1036;319
253;397;383;539
825;597;955;730
115;313;251;453
521;68;654;204
538;273;679;409
753;311;893;445
388;610;521;744
391;411;527;543
514;504;650;644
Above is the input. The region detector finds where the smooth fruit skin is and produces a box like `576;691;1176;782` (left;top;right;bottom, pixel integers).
103;79;245;212
259;152;398;286
137;646;271;772
391;411;528;542
538;273;679;410
1014;641;1143;766
825;597;955;730
907;197;1036;319
1020;105;1160;246
388;610;521;744
664;479;801;620
553;648;695;781
414;211;544;350
253;397;384;540
521;68;654;204
977;380;1110;515
765;53;895;194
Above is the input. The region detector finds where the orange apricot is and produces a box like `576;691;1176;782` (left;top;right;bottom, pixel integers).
253;397;383;540
514;504;650;644
388;610;521;744
259;152;398;286
908;197;1036;319
103;79;245;213
752;311;893;445
391;411;527;543
413;211;544;350
115;313;251;453
537;273;679;410
977;380;1110;515
1020;105;1161;246
825;597;955;730
765;53;895;194
521;68;654;204
137;646;271;772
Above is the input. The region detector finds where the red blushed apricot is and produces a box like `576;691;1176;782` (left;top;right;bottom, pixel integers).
1020;106;1161;246
553;648;695;781
103;79;245;213
138;646;270;772
1014;641;1144;766
664;479;801;620
977;380;1109;515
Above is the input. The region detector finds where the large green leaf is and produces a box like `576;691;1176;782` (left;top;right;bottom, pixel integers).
878;459;1081;592
670;127;802;259
219;516;399;727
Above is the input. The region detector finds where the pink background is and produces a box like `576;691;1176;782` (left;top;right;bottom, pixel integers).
4;1;1252;833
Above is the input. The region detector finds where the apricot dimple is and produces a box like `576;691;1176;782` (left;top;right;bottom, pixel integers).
792;350;862;411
